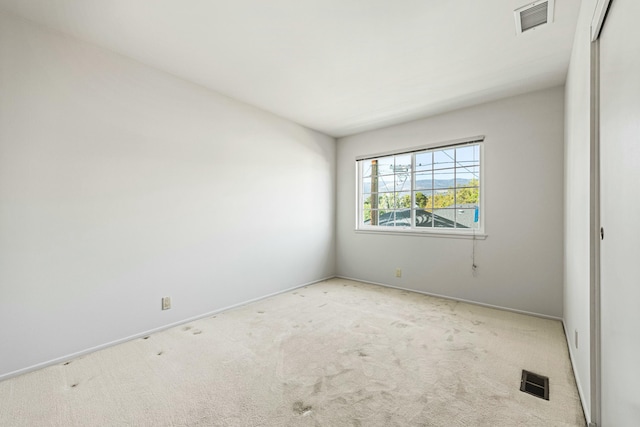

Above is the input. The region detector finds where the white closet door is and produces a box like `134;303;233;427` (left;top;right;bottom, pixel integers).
599;0;640;425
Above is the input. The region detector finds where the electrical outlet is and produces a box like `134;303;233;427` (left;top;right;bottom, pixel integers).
395;268;402;278
162;297;171;310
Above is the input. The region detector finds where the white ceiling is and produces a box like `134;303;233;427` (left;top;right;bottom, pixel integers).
0;1;581;137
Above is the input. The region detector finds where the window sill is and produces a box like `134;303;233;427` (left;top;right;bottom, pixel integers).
354;228;487;240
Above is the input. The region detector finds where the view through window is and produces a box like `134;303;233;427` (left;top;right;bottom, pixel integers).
357;141;482;232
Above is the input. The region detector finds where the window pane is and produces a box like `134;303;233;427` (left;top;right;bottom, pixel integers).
378;156;395;175
415;152;433;171
395;174;411;192
362;199;371;222
456;166;480;187
370;193;394;210
377;210;395;226
380;174;397;192
365;193;394;213
433;189;455;208
362;161;373;178
395;192;412;208
413;190;433;210
363;194;372;210
363;156;394;178
433;149;455;170
415;172;433;190
455;205;480;229
364;174;395;193
393;209;411;226
433;170;455;188
363;171;395;193
414;209;434;228
456;187;479;206
366;209;391;225
432;209;458;228
455;145;480;168
394;154;411;173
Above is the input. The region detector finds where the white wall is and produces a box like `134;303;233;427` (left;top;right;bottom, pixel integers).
336;87;565;318
0;11;336;378
563;0;597;421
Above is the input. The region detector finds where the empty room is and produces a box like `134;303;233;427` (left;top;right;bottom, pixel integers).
0;0;638;426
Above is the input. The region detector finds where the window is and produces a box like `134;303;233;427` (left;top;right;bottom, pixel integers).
356;138;483;234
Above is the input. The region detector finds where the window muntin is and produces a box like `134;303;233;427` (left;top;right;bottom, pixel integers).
358;142;482;233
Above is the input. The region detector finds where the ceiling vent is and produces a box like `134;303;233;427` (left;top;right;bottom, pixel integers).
514;0;555;34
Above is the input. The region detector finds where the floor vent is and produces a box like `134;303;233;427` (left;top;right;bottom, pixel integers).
520;370;549;400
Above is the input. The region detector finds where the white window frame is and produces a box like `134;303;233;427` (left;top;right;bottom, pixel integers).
355;136;486;239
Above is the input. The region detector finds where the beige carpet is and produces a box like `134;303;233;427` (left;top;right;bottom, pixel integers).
0;278;585;426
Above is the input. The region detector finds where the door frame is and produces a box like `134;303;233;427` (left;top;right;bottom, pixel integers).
588;1;612;426
588;38;601;427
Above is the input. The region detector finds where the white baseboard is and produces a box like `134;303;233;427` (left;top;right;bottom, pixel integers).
561;319;591;426
336;275;562;321
0;275;336;382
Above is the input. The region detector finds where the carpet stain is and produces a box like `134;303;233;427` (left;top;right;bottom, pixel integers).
183;326;192;331
380;391;394;401
257;311;265;314
70;383;78;388
325;369;353;381
358;351;368;357
331;396;348;405
192;330;202;335
63;361;71;366
157;351;163;356
292;401;312;416
142;336;150;340
456;381;467;397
